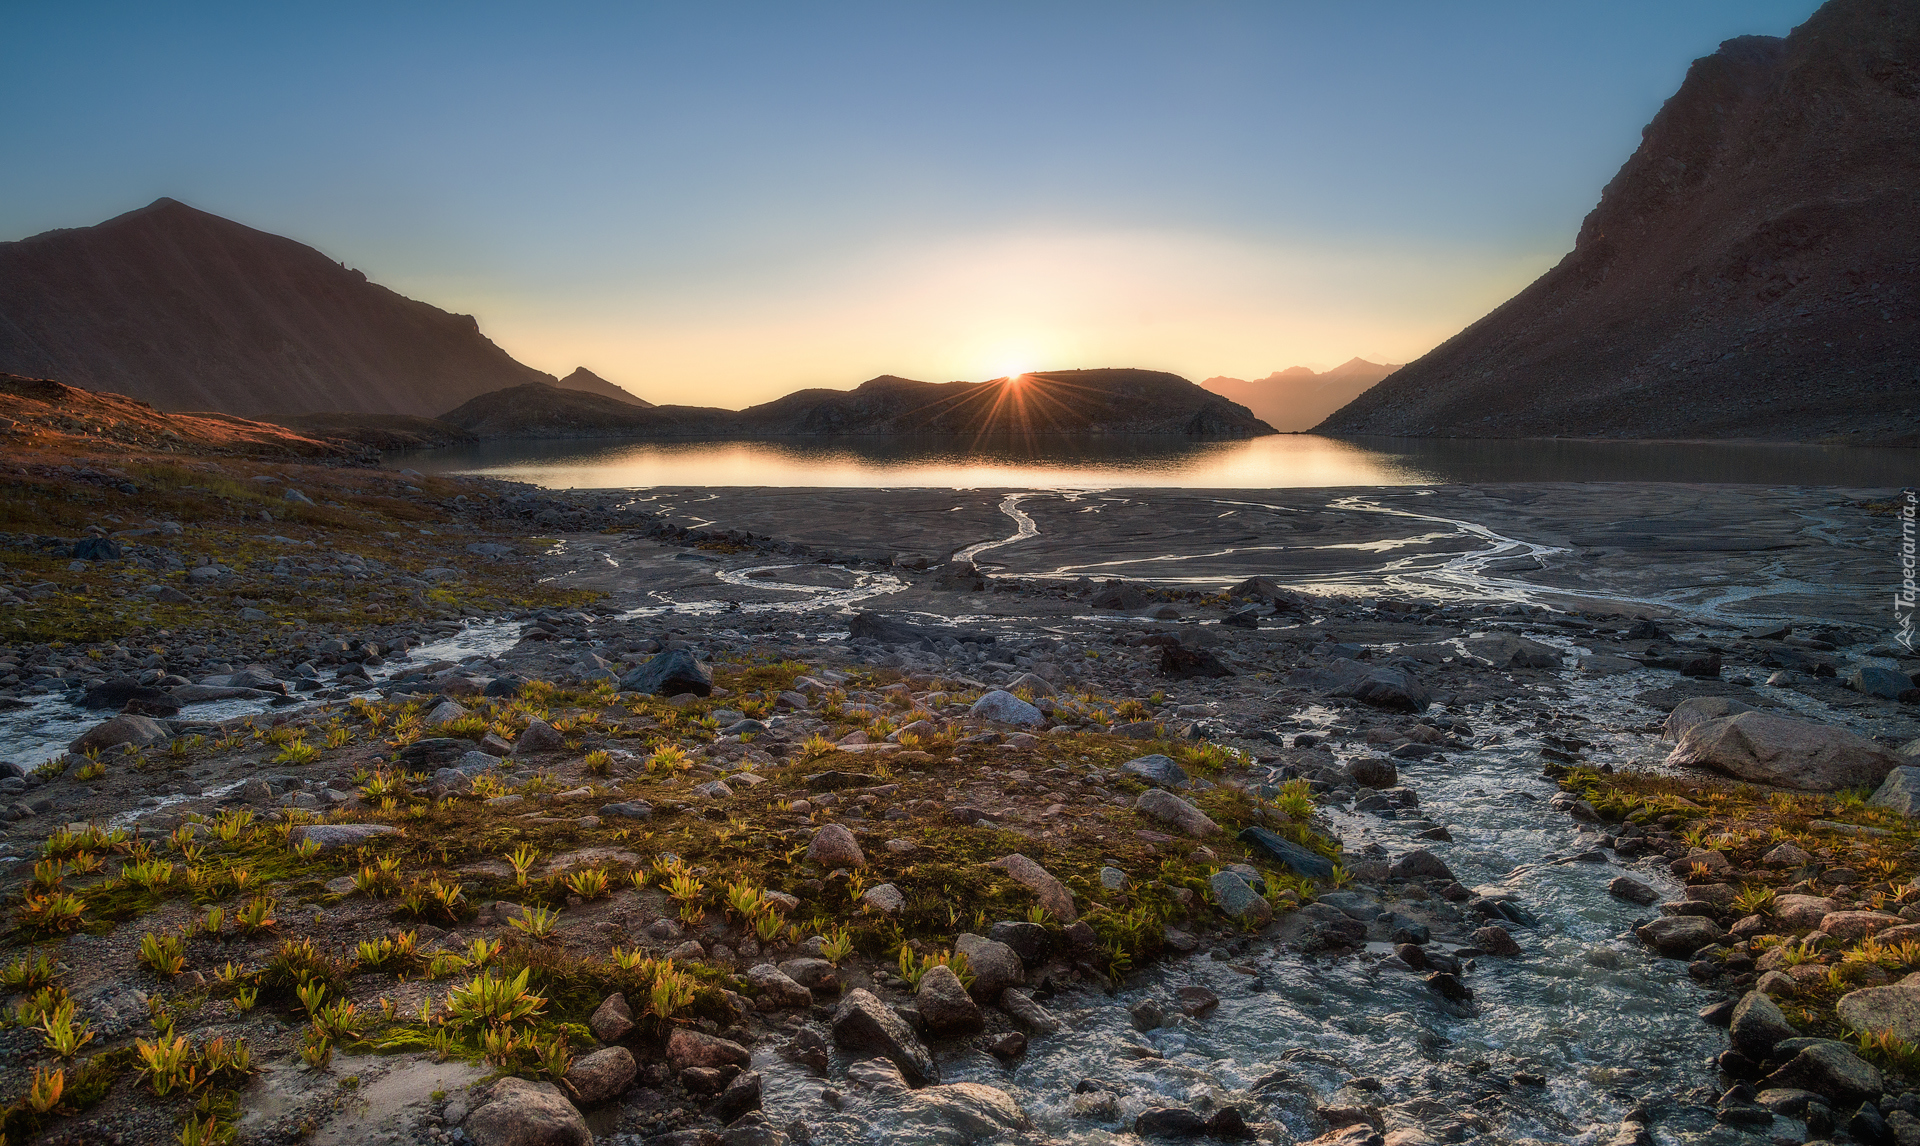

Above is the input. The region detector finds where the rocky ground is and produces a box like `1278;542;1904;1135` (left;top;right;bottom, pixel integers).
3;431;1920;1146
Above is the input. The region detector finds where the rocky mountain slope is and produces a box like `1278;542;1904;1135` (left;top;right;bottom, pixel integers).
1319;0;1919;444
439;370;1273;440
1202;359;1400;432
0;199;558;418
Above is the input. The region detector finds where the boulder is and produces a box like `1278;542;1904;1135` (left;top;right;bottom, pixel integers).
899;1082;1029;1137
1635;915;1725;956
968;690;1044;727
1237;826;1335;880
712;1071;762;1124
932;562;987;591
1388;849;1456;883
777;958;841;992
1849;665;1915;700
1089;583;1151;610
69;713;171;754
589;993;633;1043
848;612;996;650
513;719;565;756
1774;895;1838;930
1608;877;1659;905
1210;870;1274;926
1120;753;1190;789
1665;711;1902;791
806;823;866;868
861;883;905;914
746;963;813;1009
986;920;1049;966
619;649;712;697
953;933;1023;1000
1763;1041;1883;1108
290;823;400;852
830;989;937;1085
464;1077;590;1146
1348;756;1398;789
988;854;1077;922
1663;696;1757;742
1135;788;1220;837
1819;911;1902;941
563;1045;636;1104
1000;988;1064;1035
1159;644;1235;679
665;1028;750;1072
915;964;984;1036
82;677;170;710
1466;635;1562;669
1838;974;1920;1044
1871;766;1920;816
1730;991;1798;1060
1473;926;1522;956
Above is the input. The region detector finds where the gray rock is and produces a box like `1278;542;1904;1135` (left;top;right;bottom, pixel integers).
1731;990;1798;1059
1635;915;1726;956
563;1045;636;1104
915;964;983;1036
1838;975;1920;1043
1871;767;1920;816
969;690;1044;727
807;823;866;868
1120;753;1189;788
465;1077;590;1146
1666;711;1903;792
1664;696;1757;742
747;963;813;1009
599;801;654;820
513;719;565;755
1608;876;1659;905
290;823;400;852
1849;665;1915;700
999;988;1064;1034
1135;788;1220;837
1764;1040;1883;1107
713;1071;763;1125
860;883;904;914
988;853;1077;922
620;649;713;697
666;1028;751;1072
830;988;937;1085
68;714;171;754
1473;925;1521;956
953;933;1023;1000
1388;848;1456;882
898;1082;1030;1137
988;921;1049;966
1237;826;1335;879
427;699;469;726
589;993;633;1043
1348;756;1398;789
1466;635;1562;669
1209;870;1274;926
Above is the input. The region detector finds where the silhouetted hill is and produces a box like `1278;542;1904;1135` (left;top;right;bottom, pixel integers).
733;370;1272;437
436;369;1273;440
0;198;554;417
1319;0;1920;445
556;367;652;407
1203;359;1400;431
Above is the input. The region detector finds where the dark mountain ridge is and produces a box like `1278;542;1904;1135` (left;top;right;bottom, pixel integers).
1318;0;1920;444
438;370;1273;440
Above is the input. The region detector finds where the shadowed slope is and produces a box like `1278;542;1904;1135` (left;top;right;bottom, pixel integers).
1318;0;1920;444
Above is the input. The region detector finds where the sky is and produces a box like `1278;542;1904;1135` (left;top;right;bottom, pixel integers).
5;1;1823;408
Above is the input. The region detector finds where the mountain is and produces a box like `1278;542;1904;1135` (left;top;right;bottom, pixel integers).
0;198;556;417
556;367;652;407
437;369;1274;440
730;370;1273;438
1202;358;1401;431
1318;0;1920;444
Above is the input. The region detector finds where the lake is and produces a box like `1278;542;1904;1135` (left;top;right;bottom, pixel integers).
396;433;1913;489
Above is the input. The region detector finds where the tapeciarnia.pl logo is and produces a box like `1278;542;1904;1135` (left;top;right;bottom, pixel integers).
1899;489;1917;653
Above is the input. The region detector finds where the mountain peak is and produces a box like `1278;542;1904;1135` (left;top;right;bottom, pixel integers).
557;367;652;408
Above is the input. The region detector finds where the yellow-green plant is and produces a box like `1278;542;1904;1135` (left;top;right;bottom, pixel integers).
442;968;547;1029
38;998;94;1058
136;1034;196;1095
565;867;610;899
508;904;561;940
139;932;187;976
26;1064;64;1114
235;896;277;936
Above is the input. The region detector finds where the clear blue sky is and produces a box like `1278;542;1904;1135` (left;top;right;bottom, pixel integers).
4;0;1823;405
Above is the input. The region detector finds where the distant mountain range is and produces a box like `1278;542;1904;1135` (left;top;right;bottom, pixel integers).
437;371;1273;440
1319;0;1919;444
1201;359;1401;431
0;198;647;417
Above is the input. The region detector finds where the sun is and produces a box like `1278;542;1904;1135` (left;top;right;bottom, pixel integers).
997;365;1031;382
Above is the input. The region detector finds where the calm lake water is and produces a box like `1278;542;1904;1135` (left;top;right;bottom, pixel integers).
396;433;1913;489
